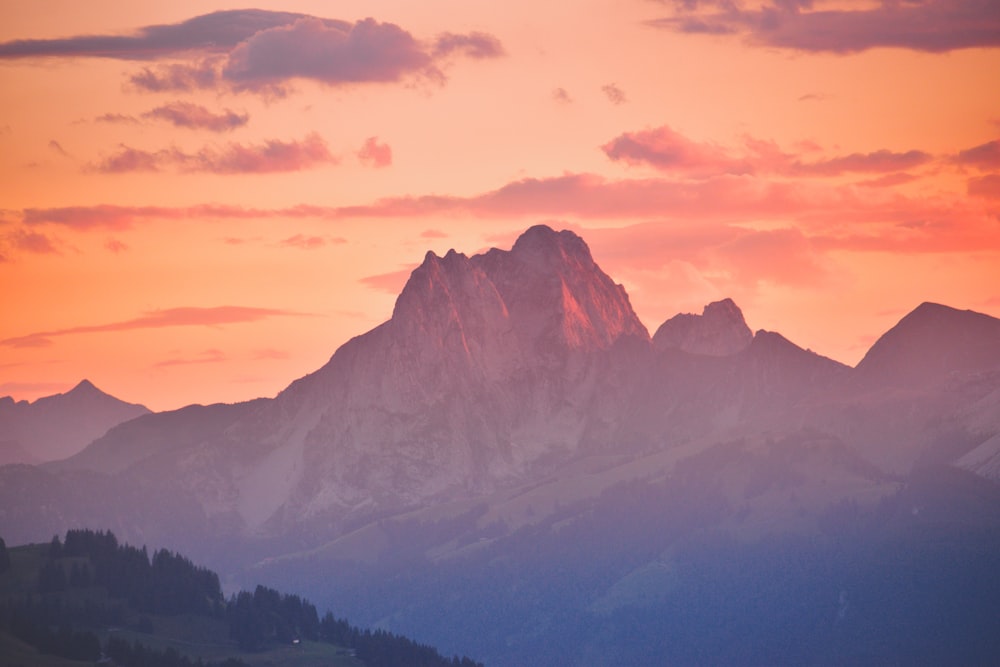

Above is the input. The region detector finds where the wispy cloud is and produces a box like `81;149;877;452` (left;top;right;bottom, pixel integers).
1;306;309;348
601;124;934;177
3;228;60;255
601;83;627;105
142;102;249;132
92;132;336;174
154;349;227;367
278;234;346;249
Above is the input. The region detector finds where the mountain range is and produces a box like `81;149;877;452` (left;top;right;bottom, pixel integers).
2;224;1000;665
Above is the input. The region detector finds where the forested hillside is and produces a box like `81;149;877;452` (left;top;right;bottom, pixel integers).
0;530;481;667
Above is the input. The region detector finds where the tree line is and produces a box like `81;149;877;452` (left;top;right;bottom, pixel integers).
1;529;482;667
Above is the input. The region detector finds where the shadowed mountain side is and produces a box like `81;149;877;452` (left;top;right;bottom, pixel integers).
856;302;1000;388
0;380;149;463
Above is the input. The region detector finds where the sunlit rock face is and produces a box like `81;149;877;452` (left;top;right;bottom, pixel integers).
228;225;652;526
652;298;752;357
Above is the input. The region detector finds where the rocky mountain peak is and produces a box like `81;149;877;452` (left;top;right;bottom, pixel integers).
652;297;753;356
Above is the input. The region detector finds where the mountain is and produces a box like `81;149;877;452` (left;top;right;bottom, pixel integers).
2;226;999;666
0;380;149;464
856;302;1000;388
652;297;752;356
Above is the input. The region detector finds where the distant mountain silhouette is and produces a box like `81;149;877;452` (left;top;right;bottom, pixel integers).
0;380;149;464
856;302;1000;387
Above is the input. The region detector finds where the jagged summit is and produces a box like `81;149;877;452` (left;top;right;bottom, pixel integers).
652;297;753;356
856;301;1000;386
392;225;647;353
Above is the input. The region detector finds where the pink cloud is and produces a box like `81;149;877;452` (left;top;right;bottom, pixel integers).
92;133;337;174
649;0;1000;53
602;125;751;175
143;102;248;132
279;234;327;249
105;238;128;253
602;125;932;177
968;174;1000;199
1;306;309;348
154;349;227;367
22;203;334;230
420;229;448;239
357;136;392;168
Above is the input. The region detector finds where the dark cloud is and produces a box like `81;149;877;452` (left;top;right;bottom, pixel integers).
221;17;443;92
0;10;502;95
48;140;71;158
94;113;139;124
433;31;505;58
0;9;313;60
357;136;392;168
143;102;248;132
552;87;573;104
648;0;1000;53
601;83;627;105
955;139;1000;170
92;133;336;174
128;59;222;93
4;229;59;255
2;306;308;348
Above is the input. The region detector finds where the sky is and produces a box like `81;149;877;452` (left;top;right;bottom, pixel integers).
1;0;999;411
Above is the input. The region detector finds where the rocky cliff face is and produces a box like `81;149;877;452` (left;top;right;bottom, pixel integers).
652;298;752;356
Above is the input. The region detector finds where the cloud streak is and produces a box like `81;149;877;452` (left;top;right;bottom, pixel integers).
1;306;309;348
649;0;1000;54
143;102;249;132
601;125;934;178
92;133;336;174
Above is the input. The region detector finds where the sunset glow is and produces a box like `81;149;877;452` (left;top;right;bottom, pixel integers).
2;0;999;410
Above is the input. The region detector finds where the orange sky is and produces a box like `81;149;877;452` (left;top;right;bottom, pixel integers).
1;0;999;411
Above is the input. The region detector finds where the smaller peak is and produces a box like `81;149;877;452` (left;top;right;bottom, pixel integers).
71;379;99;393
420;249;440;266
653;298;752;356
511;225;593;267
